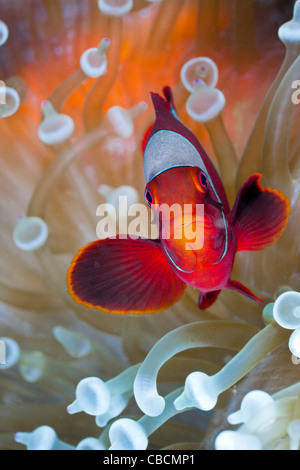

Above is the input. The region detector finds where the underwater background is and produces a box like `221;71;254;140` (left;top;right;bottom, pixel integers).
0;0;300;450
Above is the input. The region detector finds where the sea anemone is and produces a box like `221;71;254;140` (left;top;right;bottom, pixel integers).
0;0;299;451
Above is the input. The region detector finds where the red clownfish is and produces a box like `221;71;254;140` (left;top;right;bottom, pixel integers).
67;87;290;313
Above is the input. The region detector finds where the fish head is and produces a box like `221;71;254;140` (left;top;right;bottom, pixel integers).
145;166;227;272
143;87;229;272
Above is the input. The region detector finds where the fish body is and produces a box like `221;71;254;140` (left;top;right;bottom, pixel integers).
145;165;235;307
67;87;290;313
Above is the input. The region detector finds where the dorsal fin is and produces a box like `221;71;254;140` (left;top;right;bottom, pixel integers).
150;91;172;120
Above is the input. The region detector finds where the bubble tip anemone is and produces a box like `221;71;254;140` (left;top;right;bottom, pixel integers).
185;80;225;123
133;381;166;417
13;216;48;251
14;426;74;450
273;291;300;330
67;377;111;416
105;102;147;138
53;326;91;358
278;1;300;43
173;371;218;411
0;86;20;118
76;437;107;450
80;38;110;78
0;19;9;47
38;102;75;145
108;418;148;450
227;390;274;425
0;337;20;370
98;0;133;17
180;57;219;92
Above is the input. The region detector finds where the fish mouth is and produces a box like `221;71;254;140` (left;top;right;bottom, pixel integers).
173;218;209;230
161;214;207;254
171;212;213;232
160;212;211;250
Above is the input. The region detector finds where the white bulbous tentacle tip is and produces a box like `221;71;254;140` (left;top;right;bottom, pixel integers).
67;377;111;416
15;426;73;450
0;337;20;370
186;79;225;123
99;185;139;207
173;371;218;411
0;86;20;118
53;326;91;358
105;102;147;139
181;57;219;93
227;390;274;425
0;20;9;46
273;291;300;330
98;184;115;199
13;216;48;251
14;426;57;450
278;1;300;44
109;418;148;450
101;185;140;225
76;437;107;450
288;327;300;358
19;350;46;383
133;376;166;417
80;38;110;78
38;100;75;145
215;430;262;451
98;0;133;17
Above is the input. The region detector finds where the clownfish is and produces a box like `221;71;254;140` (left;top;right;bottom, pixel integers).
67;86;290;313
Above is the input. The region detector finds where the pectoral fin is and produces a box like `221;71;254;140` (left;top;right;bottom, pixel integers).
67;236;186;314
232;173;290;252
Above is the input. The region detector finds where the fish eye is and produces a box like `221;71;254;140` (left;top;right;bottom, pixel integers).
144;188;154;206
199;171;208;191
